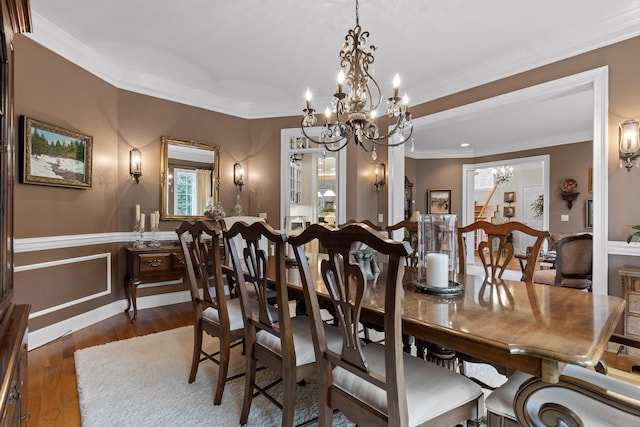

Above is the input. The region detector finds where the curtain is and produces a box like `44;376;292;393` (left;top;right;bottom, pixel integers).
196;169;212;215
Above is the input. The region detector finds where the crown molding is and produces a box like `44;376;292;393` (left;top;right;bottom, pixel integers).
25;9;640;120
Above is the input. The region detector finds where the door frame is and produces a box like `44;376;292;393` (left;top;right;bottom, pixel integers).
389;66;608;294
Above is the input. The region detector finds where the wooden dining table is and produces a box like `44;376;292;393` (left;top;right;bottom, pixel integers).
284;255;625;384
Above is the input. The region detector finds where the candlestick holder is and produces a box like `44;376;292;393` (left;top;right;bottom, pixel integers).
148;226;161;248
133;221;146;248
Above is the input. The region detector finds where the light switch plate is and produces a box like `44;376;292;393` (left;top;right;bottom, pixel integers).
378;213;384;223
561;214;569;222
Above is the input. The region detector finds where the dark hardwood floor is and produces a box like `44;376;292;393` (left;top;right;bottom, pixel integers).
25;302;193;426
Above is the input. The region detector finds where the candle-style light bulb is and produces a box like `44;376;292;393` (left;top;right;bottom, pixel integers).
402;93;409;113
393;73;400;98
305;88;312;110
370;110;377;120
325;107;331;119
337;70;345;94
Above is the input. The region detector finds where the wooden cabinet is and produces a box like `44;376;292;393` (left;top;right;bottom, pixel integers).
0;305;30;427
0;3;31;426
124;246;186;321
620;266;640;338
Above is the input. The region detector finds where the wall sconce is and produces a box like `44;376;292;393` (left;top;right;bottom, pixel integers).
233;162;244;191
129;148;142;184
620;119;640;171
373;162;386;192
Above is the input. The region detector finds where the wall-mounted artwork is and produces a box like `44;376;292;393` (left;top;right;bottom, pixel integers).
21;116;92;189
504;206;516;218
585;198;593;228
428;189;451;214
504;191;516;203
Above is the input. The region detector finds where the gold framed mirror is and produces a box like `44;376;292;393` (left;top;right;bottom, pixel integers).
160;136;220;221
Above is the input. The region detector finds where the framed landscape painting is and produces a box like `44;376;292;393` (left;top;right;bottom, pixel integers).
428;189;451;214
22;116;92;189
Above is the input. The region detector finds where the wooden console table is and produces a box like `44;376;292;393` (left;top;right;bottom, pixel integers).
615;266;640;372
124;245;185;322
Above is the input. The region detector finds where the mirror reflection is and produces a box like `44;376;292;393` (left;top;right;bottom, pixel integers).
160;136;220;220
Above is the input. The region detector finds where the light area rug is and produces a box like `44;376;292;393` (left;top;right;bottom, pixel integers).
74;326;354;426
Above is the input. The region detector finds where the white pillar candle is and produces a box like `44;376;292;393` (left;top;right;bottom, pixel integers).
135;204;140;223
140;213;145;230
426;253;449;288
150;212;156;229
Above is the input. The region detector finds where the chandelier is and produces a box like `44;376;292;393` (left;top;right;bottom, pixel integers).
493;165;513;185
301;0;413;160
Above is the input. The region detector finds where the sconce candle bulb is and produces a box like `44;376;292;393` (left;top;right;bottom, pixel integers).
129;148;142;184
373;162;386;192
233;162;244;191
619;119;640;171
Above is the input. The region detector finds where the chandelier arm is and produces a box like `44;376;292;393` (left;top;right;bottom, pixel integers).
359;120;414;147
300;120;350;148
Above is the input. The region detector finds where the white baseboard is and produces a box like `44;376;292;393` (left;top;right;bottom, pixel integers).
27;290;191;350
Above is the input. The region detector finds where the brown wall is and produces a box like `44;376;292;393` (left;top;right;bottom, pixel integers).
12;31;640;333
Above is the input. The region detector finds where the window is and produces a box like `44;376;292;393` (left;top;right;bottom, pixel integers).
174;168;197;216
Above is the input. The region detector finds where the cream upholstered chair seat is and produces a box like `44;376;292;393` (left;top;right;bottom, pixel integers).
485;365;640;426
256;315;342;366
332;343;482;426
204;298;277;331
202;298;243;331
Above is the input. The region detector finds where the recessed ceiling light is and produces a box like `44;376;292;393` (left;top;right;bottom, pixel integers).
460;143;470;147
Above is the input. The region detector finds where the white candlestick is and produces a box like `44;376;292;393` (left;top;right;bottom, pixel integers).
135;204;140;223
427;253;449;288
140;213;145;230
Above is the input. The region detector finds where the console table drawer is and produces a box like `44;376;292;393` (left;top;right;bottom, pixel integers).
629;292;640;316
626;314;640;338
138;253;172;273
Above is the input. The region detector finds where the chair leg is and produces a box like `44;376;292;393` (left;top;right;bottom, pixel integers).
316;370;333;427
415;338;427;359
213;335;231;405
281;370;297;427
240;337;257;425
189;324;203;383
402;334;413;354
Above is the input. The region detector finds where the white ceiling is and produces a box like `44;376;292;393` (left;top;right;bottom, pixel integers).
26;0;640;156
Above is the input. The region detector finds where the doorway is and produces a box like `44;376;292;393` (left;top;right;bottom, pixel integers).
389;66;608;294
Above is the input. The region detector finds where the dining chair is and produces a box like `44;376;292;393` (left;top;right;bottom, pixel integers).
533;233;593;290
456;220;549;385
485;333;640;426
223;220;343;427
176;220;245;405
457;220;550;283
288;223;483;427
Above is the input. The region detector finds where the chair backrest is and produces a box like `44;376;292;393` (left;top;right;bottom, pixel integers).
553;233;593;287
221;216;266;267
386;220;419;266
288;223;412;425
339;219;384;232
458;220;549;282
176;220;228;321
223;220;293;347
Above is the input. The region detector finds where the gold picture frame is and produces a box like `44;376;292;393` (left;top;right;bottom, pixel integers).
22;116;92;189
